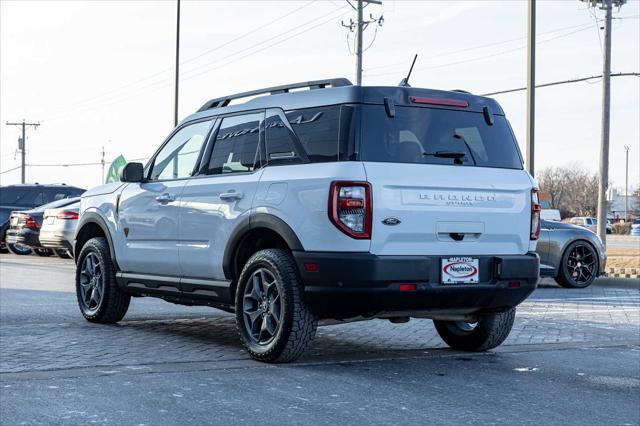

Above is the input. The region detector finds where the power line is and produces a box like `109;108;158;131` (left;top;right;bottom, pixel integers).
45;5;349;123
365;24;595;78
481;72;639;96
44;2;319;119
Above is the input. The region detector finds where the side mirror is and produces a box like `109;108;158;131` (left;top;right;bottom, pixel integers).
120;162;144;183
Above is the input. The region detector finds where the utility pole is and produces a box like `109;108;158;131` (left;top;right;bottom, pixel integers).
624;145;629;222
5;120;40;184
526;0;536;176
580;0;626;244
174;0;181;127
343;0;383;86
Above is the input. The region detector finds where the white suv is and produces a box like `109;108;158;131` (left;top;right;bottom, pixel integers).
74;79;540;363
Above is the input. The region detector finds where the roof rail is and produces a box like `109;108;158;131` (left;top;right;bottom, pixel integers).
197;78;353;112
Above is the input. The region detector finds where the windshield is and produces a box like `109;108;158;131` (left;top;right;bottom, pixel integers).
359;105;523;169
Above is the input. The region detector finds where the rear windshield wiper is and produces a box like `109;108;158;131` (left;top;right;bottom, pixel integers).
423;151;467;164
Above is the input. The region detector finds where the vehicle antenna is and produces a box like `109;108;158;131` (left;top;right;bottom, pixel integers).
398;54;418;87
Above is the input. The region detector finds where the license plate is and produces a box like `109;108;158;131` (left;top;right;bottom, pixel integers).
10;217;18;226
441;257;479;284
46;216;55;225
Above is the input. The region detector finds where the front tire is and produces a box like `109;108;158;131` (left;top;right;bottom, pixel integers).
235;249;317;363
75;237;130;323
434;308;516;351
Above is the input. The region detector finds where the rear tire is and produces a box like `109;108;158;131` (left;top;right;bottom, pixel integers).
434;308;516;351
7;243;32;256
34;248;53;257
235;249;317;363
55;249;73;259
75;237;130;323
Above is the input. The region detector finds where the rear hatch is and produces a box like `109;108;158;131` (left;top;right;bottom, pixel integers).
359;103;533;256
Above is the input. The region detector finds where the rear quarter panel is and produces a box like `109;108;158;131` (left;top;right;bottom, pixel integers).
254;162;370;252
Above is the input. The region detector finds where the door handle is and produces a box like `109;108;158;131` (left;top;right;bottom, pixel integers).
155;193;175;204
219;191;243;201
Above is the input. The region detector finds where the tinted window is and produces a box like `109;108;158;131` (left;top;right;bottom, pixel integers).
285;106;341;163
207;113;262;175
0;187;34;206
265;110;303;166
33;192;47;206
360;105;523;169
150;120;212;180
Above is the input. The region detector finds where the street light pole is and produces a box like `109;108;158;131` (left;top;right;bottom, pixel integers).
526;0;536;176
596;0;613;244
174;0;181;127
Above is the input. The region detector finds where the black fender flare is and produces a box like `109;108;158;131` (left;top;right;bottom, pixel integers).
75;211;119;270
222;213;303;280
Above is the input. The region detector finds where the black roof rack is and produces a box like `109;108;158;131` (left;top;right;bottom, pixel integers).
197;78;353;112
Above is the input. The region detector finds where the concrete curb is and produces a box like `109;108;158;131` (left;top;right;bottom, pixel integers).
593;276;640;290
605;267;640;279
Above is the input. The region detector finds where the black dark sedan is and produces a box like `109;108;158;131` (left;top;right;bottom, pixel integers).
537;219;607;288
6;197;81;256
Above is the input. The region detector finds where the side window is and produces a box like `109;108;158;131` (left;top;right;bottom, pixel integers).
285;106;341;163
265;110;303;166
150;120;212;180
33;192;47;206
207;112;262;175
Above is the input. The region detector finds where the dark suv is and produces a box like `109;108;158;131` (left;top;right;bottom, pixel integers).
1;184;85;254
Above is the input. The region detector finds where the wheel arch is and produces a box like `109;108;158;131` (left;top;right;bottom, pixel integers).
223;213;303;282
74;212;119;270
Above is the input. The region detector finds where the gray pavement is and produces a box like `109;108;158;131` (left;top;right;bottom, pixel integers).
1;254;639;425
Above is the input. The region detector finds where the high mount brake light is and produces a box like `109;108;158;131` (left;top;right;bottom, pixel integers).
530;189;541;240
56;211;79;220
329;181;372;239
409;96;469;108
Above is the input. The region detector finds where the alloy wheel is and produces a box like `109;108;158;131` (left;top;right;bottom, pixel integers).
566;243;596;285
79;252;103;313
242;268;283;345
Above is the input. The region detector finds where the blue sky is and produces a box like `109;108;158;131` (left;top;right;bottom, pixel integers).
1;0;638;192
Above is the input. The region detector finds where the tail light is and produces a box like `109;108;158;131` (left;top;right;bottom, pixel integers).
16;215;38;229
57;211;79;220
329;181;372;239
530;189;541;240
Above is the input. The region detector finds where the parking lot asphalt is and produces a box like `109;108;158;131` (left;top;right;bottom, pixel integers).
1;254;639;425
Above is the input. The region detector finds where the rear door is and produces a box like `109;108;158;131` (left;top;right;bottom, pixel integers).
360;104;533;257
117;119;213;276
179;111;264;283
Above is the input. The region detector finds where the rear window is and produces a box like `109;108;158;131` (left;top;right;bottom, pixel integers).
0;187;34;206
359;105;523;170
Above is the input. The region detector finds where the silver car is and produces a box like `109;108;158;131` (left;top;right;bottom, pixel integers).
537;219;606;288
39;200;80;259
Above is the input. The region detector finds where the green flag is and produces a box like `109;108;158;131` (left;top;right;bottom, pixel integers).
105;155;127;183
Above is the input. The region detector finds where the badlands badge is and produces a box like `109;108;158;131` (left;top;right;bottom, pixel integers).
441;257;479;284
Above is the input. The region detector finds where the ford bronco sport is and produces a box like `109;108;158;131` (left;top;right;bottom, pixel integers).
74;79;540;363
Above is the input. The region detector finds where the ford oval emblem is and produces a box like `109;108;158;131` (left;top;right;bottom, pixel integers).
382;217;401;226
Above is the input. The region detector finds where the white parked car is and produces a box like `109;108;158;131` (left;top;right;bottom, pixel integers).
566;216;612;234
73;79;541;362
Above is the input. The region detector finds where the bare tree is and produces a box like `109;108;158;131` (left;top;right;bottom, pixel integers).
537;165;600;218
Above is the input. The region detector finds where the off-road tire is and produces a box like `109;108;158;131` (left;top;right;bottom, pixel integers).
34;248;53;257
235;249;317;363
55;249;73;259
75;237;130;323
434;308;516;351
554;240;598;289
7;243;32;255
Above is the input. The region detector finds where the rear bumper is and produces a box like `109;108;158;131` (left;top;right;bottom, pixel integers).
5;229;40;247
39;230;74;251
293;251;539;319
